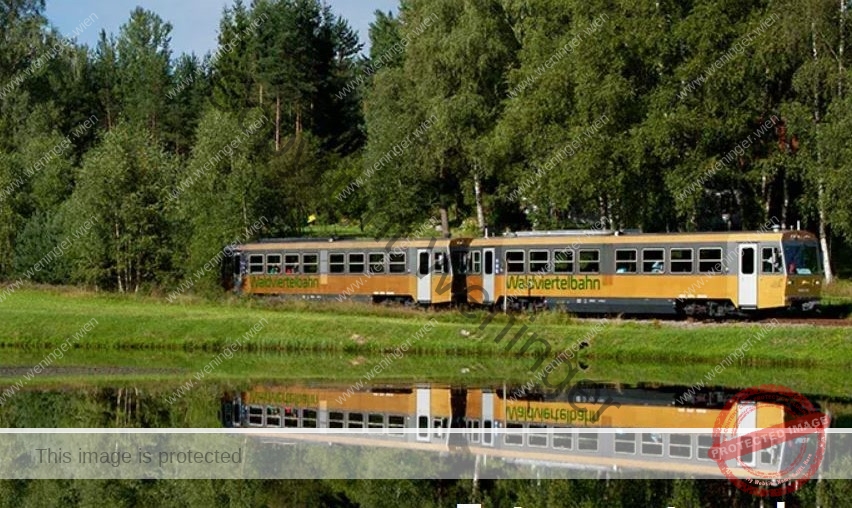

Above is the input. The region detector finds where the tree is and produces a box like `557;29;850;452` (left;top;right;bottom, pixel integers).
368;10;403;65
211;0;256;113
175;107;270;291
165;52;210;156
92;31;122;130
115;7;173;136
767;0;851;283
365;0;518;236
254;0;324;149
67;123;174;291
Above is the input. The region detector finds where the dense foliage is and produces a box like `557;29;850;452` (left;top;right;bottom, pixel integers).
1;0;850;293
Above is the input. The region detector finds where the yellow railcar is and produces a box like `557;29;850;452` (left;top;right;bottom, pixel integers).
232;238;468;305
454;229;823;317
222;384;827;477
230;229;823;316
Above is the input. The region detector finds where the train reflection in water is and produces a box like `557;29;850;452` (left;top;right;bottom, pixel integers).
220;383;829;478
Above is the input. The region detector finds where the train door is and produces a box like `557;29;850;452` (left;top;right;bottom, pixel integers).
482;248;495;304
738;244;758;308
482;391;495;446
416;388;431;442
417;249;431;303
736;401;758;467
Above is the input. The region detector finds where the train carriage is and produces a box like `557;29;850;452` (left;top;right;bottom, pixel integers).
451;229;823;317
230;228;823;317
231;238;469;305
222;384;830;478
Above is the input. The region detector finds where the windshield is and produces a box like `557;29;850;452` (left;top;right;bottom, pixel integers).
783;242;823;275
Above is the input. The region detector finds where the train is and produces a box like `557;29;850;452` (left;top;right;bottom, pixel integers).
225;228;824;317
220;383;830;479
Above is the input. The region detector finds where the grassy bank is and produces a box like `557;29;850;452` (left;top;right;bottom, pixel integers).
0;349;849;400
0;287;850;368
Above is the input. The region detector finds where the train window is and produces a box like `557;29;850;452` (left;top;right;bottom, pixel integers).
578;250;600;274
484;251;493;275
249;254;265;274
505;423;524;446
642;249;665;273
697;435;713;460
577;433;599;451
615;250;637;273
762;247;783;273
348;253;365;273
529;250;549;273
470;251;481;274
698;248;723;273
389;253;406;273
433;417;445;438
467;420;481;443
670;249;693;273
506;251;525;273
283;407;298;427
302;254;318;274
741;247;755;275
419;252;429;276
266;254;282;274
248;406;264;426
784;242;823;274
284;254;300;274
368;414;384;428
266;407;281;427
528;425;548;447
615;432;636;454
641;433;664;456
453;251;469;275
330;411;345;428
418;416;429;439
301;409;317;428
554;250;574;273
669;434;692;458
433;252;449;274
330;253;345;274
553;430;572;450
347;412;364;428
389;415;405;435
369;253;385;274
760;446;776;465
483;420;493;445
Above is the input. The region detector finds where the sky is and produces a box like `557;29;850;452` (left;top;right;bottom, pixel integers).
44;0;399;57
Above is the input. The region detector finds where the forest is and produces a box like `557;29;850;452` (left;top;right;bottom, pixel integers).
1;0;851;294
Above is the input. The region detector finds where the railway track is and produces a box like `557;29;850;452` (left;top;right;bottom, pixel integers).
565;313;852;327
765;317;852;327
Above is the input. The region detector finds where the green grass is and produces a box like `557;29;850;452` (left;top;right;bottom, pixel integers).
825;279;852;299
823;280;852;317
0;287;851;368
0;349;848;400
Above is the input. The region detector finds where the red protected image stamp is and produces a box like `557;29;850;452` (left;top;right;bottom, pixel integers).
709;385;829;497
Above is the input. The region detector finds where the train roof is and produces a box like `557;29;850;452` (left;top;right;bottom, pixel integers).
238;237;461;252
237;230;816;251
470;229;817;246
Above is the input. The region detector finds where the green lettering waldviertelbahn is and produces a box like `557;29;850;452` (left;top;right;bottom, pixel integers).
253;276;320;289
254;392;319;406
505;275;601;291
505;405;601;424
